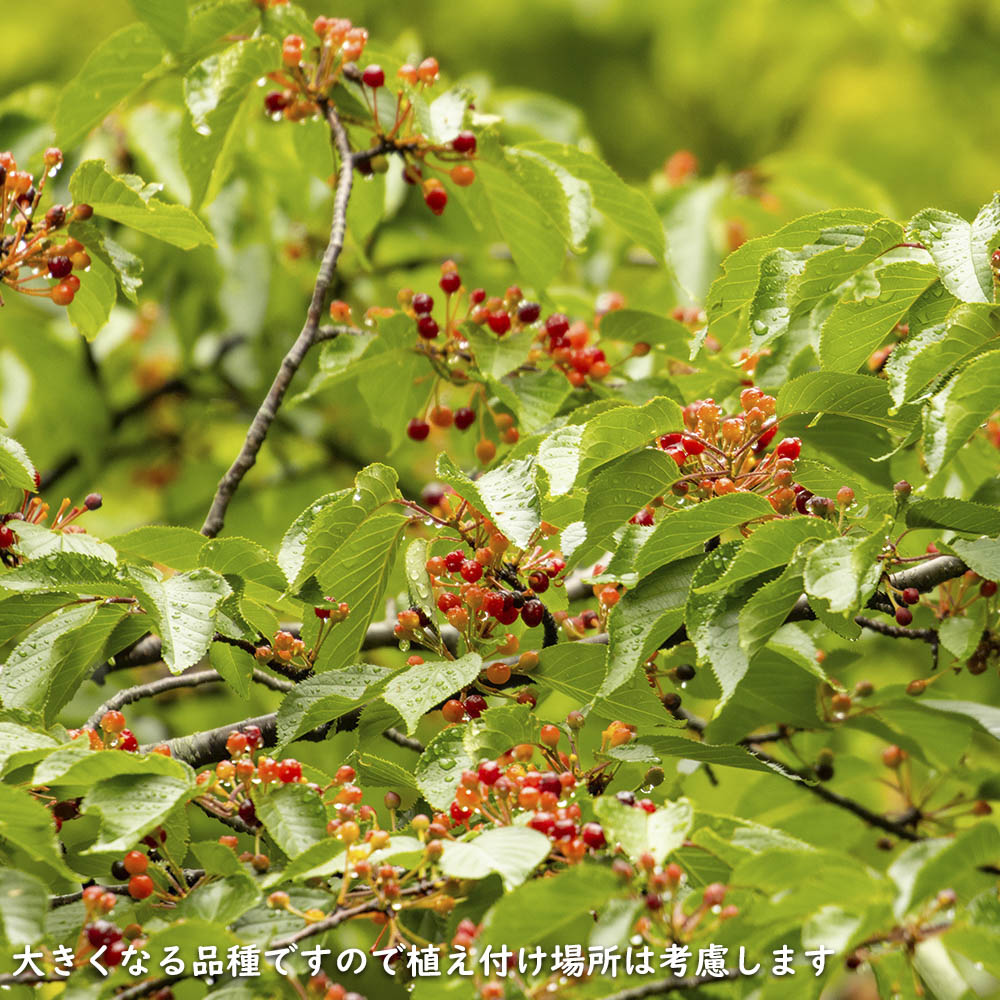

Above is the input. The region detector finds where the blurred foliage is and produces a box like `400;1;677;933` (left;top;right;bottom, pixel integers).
4;0;1000;217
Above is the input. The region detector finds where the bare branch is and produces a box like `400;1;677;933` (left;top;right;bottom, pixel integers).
200;103;354;538
603;970;741;999
86;668;292;729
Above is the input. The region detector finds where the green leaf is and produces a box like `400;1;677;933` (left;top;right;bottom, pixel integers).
593;797;693;864
70;220;144;302
521;141;666;263
437;453;540;549
0;722;59;775
583;449;679;551
945;536;1000;580
415;726;476;811
480;863;620;951
403;537;436;626
277;490;349;588
440;827;550;890
706;209;882;340
908;195;1000;303
69;160;215;249
803;521;890;616
476;157;567;289
181;39;281;207
686;542;753;704
922;350;1000;474
276;663;392;744
354;754;419;794
885;303;998;408
596;309;692;356
108;524;207;569
696;518;836;594
906;498;1000;536
65;251;117;340
778;372;914;430
534;642;608;705
383;653;483;734
210;642;252;699
313;509;408;671
176;873;259;925
0;869;47;944
130;0;188;52
33;746;190;787
470;704;538;759
665;176;728;301
635;493;775;578
739;558;808;658
83;773;195;853
254;783;327;859
819;261;938;373
464;326;533;381
13;520;117;564
134;567;232;674
53;23;165;147
603;554;701;697
0;434;37;491
908;824;1000;912
200;536;284;590
0;784;75;879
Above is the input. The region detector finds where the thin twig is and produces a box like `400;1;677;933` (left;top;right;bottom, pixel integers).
200;102;354;538
384;728;424;752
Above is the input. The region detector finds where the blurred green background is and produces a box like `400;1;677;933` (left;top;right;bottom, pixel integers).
4;0;999;216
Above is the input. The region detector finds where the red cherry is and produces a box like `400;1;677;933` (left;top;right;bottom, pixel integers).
48;255;72;278
437;592;461;613
123;851;148;876
464;694;487;719
517;301;541;324
520;600;544;627
128;874;154;900
440;271;461;294
460;559;483;583
452;131;477;154
528;811;556;836
362;65;385;88
407;418;430;441
895;607;913;626
442;700;465;723
658;432;682;449
450;801;472;823
444;550;466;572
0;525;15;548
629;508;654;527
774;437;801;460
277;759;302;783
412;293;434;314
119;730;139;752
315;606;331;619
902;587;920;605
424;187;448;215
478;760;501;785
454;407;475;430
664;446;686;465
417;315;439;339
544;314;569;338
487;311;511;335
264;91;289;114
681;435;705;455
581;822;606;848
980;580;997;597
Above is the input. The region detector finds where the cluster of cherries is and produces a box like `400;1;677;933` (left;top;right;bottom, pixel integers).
0;488;103;555
254;603;348;673
629;387;854;522
265;18;477;217
80;886;140;973
435;718;650;866
400;269;636;458
0;148;92;308
67;709;142;755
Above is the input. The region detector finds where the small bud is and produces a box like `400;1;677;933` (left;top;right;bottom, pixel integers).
893;480;912;498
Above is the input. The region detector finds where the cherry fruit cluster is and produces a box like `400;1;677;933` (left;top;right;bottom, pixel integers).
0;149;92;308
265;19;476;217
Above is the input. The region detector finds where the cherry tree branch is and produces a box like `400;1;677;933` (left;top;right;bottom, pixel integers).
603;970;741;998
86;668;292;729
200;102;354;538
